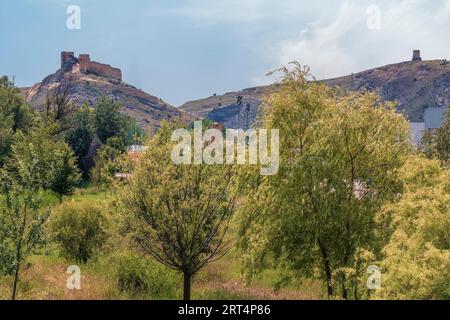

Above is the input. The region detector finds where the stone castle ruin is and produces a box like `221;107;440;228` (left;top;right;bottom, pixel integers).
61;51;122;81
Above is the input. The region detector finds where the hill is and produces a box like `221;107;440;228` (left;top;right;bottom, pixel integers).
180;57;450;127
23;52;185;129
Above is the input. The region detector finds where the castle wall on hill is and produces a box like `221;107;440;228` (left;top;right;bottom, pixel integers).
61;52;122;81
87;61;122;81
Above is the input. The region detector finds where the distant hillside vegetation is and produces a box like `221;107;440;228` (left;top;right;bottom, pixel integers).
180;59;450;126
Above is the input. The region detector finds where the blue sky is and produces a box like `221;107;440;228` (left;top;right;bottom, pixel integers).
1;0;450;106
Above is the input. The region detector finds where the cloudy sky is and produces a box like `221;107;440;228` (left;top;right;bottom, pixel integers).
1;0;450;105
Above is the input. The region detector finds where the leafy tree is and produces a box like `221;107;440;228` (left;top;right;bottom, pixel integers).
0;76;34;166
0;121;84;298
49;143;82;203
0;126;57;299
117;122;238;300
123;114;145;146
420;106;449;166
50;201;108;263
434;107;450;166
90;137;126;190
0;179;49;300
66;104;94;161
0;76;34;132
238;63;410;299
376;157;450;299
93;96;126;144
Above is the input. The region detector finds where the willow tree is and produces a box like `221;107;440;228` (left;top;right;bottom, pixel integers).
239;63;410;299
117;123;238;300
376;157;450;300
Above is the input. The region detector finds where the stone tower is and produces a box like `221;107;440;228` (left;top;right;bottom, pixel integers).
61;51;75;67
412;50;422;62
78;54;90;73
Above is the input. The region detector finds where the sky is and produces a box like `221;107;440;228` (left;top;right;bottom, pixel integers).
1;0;450;106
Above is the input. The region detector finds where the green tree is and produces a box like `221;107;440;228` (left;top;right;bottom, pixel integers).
0;179;49;300
117;123;238;300
50;201;108;263
123;114;145;146
420;106;449;166
90;137;125;190
49;143;82;203
238;63;410;299
93;97;126;144
0;76;34;166
0;121;84;299
66;104;94;161
434;107;450;166
0;126;56;299
376;157;450;299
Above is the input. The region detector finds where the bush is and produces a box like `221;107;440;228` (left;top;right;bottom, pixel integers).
50;201;108;263
115;253;179;299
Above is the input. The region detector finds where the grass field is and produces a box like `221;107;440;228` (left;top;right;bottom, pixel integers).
0;185;324;300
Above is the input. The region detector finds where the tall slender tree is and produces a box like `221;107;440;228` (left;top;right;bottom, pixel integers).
239;63;410;299
118;123;238;300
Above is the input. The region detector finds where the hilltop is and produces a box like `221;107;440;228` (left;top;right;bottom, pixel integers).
23;52;185;129
180;55;450;127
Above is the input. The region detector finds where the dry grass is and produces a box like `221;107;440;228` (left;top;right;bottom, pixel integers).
0;255;121;300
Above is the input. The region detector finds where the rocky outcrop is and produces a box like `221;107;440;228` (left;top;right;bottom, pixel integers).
23;52;186;129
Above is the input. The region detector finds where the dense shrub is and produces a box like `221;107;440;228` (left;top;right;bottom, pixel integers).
115;253;179;299
50;201;108;263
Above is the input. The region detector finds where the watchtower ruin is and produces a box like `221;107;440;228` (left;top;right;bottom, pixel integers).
412;50;422;62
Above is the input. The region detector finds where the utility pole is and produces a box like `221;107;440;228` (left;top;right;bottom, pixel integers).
236;95;243;129
245;103;251;130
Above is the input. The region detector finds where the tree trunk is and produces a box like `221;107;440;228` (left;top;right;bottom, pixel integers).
59;194;63;204
317;239;333;299
11;259;21;300
183;272;192;301
12;203;27;300
341;274;348;300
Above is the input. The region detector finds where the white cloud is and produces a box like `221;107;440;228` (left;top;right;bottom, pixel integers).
269;0;450;81
276;1;361;79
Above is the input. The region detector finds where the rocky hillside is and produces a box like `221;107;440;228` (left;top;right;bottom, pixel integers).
180;59;450;127
23;58;185;129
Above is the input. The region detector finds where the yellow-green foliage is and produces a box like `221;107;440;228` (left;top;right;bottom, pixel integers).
239;62;410;299
50;201;108;263
114;253;180;299
377;157;450;299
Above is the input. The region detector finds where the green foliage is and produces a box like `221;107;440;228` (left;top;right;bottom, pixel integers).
50;201;108;263
93;97;126;144
115;253;179;299
376;157;450;300
0;165;50;299
122;115;145;146
420;106;450;166
66;104;94;163
117;122;238;299
0;76;34;132
90;137;126;188
48;143;82;203
0;76;34;166
238;63;410;299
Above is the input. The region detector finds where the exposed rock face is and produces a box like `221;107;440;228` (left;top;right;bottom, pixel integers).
23;53;185;129
180;59;450;127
